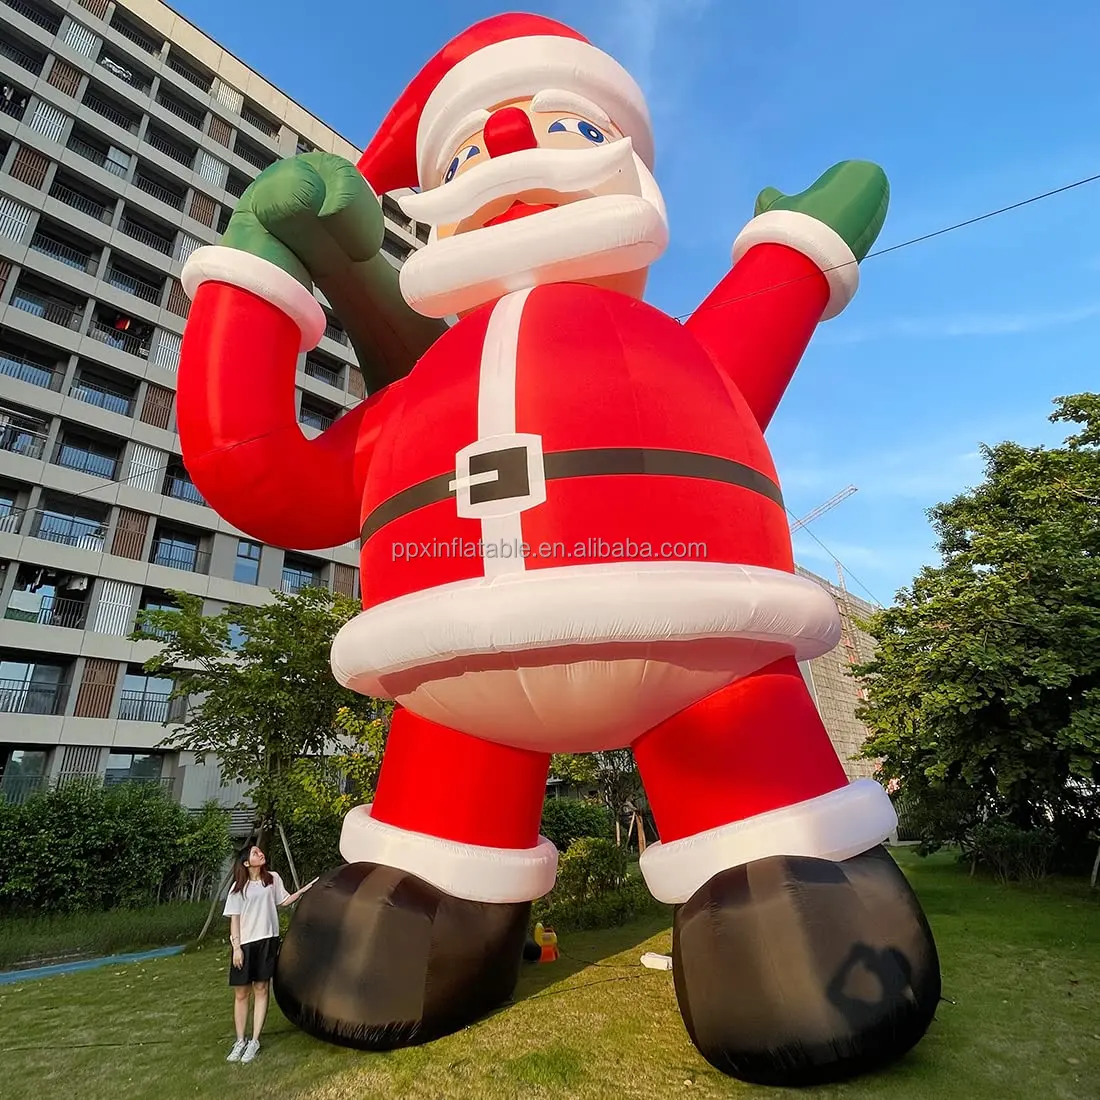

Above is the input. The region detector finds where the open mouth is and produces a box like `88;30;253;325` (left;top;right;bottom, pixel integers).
483;200;559;227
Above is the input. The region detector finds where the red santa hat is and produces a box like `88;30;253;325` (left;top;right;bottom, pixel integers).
358;13;654;195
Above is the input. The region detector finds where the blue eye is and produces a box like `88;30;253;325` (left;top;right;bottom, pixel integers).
464;145;480;160
548;118;606;143
442;145;480;184
444;157;459;184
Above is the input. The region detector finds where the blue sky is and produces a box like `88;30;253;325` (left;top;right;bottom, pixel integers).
175;0;1099;606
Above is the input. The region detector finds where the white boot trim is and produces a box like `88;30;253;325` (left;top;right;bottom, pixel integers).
731;209;860;321
638;778;898;904
339;803;558;904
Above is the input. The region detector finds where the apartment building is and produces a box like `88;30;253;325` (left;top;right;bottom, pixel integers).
0;0;429;818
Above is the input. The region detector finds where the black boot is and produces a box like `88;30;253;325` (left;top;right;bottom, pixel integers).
672;845;941;1087
273;862;531;1049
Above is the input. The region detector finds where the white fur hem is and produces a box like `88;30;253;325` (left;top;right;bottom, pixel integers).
181;246;327;351
638;778;898;904
331;562;840;696
731;210;860;320
339;803;559;903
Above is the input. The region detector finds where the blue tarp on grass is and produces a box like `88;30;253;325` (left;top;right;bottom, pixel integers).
0;945;185;984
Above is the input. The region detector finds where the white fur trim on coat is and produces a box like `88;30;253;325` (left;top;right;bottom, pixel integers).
181;245;327;351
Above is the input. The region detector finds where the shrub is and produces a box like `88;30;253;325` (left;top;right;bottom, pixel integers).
533;877;668;932
540;798;614;852
966;820;1056;883
0;783;231;915
554;837;629;904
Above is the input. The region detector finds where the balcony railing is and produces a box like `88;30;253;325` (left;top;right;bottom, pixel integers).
0;350;61;389
166;54;211;92
233;140;275;172
0;506;25;534
156;91;204;130
10;288;84;329
0;423;47;460
0;774;47;805
304;358;342;388
224;173;249;199
96;54;151;94
151;542;210;574
299;408;335;432
119;216;174;256
145;128;195;167
70;376;135;416
281;571;321;595
50;181;113;222
82;91;140;134
132;172;185;210
323;323;348;346
68;135;129;177
0;91;27;120
0;678;64;715
105;265;161;304
164;475;205;505
29;510;106;549
1;0;61;33
118;688;186;723
52;440;120;479
4;593;88;629
88;321;149;359
240;103;279;137
0;38;43;75
28;231;96;273
112;17;161;55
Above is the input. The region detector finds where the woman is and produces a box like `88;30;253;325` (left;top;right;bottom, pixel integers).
223;844;315;1063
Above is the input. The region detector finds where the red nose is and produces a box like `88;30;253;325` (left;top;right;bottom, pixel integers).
482;106;538;159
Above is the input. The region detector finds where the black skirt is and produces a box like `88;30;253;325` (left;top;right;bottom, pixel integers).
229;935;280;985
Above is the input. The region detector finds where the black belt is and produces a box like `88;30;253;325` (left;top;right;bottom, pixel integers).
361;445;784;542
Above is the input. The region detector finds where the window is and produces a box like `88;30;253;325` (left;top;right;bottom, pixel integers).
0;658;65;715
282;556;321;595
105;750;165;783
118;671;174;722
151;531;200;571
233;539;261;584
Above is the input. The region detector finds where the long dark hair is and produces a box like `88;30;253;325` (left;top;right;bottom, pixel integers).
231;843;274;893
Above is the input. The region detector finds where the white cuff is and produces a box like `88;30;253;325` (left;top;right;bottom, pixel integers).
638;778;897;904
339;803;559;904
731;209;859;320
181;245;327;351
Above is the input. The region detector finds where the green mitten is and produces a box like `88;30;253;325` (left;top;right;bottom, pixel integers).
754;160;889;262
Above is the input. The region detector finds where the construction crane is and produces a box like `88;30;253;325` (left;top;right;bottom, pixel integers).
788;485;857;533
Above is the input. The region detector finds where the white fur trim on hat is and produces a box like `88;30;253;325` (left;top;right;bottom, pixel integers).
181;245;327;351
638;779;898;904
731;210;860;321
417;35;653;187
340;803;559;903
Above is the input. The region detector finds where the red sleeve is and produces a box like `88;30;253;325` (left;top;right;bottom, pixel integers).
683;243;830;431
178;282;388;550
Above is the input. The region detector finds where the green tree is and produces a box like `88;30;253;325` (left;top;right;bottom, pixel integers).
135;587;387;852
550;750;644;846
854;393;1100;869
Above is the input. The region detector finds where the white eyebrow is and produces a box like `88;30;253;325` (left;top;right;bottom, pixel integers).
434;109;491;177
530;89;614;131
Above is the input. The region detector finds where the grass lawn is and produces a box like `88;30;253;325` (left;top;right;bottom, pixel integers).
0;848;1096;1099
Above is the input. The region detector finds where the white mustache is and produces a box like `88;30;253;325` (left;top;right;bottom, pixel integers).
397;138;639;228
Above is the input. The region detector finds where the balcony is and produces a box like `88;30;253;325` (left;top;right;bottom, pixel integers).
110;12;162;55
118;214;174;256
0;679;64;715
4;593;88;630
0;506;24;534
156;89;204;130
0;87;28;121
82;89;141;135
52;437;120;479
166;53;212;94
0;348;61;389
299;404;335;432
281;569;321;595
233;137;276;173
131;170;186;211
105;264;162;304
0;774;46;805
88;319;150;359
151;541;210;574
0;36;44;77
1;0;62;34
28;509;106;550
225;171;249;199
28;230;97;274
70;372;135;416
163;474;206;506
323;321;349;346
304;357;342;388
49;180;113;223
68;134;129;178
0;420;47;460
117;688;185;724
144;127;196;169
9;287;84;331
240;103;279;138
96;53;151;95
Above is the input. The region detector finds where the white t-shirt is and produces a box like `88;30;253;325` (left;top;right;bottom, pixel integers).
223;871;290;945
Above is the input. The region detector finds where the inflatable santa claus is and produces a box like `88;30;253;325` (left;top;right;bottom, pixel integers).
178;12;941;1087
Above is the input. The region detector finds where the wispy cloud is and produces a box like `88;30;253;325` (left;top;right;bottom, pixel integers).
821;301;1100;346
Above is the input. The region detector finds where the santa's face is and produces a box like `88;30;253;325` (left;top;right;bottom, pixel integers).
397;92;669;318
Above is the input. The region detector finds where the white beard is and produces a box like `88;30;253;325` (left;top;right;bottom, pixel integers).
398;153;669;318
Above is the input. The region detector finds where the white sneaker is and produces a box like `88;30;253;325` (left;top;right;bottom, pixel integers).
241;1038;261;1064
226;1039;247;1062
